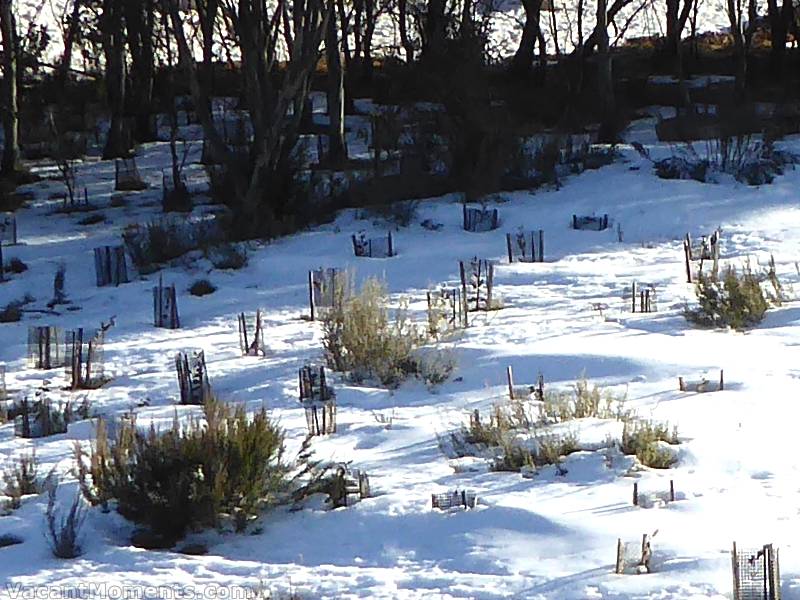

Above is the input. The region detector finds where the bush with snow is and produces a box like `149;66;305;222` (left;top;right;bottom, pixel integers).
322;277;455;388
686;263;774;330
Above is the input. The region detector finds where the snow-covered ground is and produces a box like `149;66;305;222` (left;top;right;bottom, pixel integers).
2;113;800;599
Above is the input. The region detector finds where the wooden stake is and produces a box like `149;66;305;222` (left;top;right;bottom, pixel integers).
684;238;693;283
308;270;316;321
719;369;724;391
633;481;638;506
669;480;675;502
506;234;513;263
538;229;544;262
732;541;740;600
506;366;514;400
616;538;625;574
678;377;685;392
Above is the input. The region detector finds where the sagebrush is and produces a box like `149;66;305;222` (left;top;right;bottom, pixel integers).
621;420;679;469
322;277;454;388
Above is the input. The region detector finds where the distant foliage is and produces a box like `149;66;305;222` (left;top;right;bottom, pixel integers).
322;278;455;388
686;263;773;329
76;399;288;541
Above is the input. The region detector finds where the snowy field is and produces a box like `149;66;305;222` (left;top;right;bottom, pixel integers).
2;112;800;599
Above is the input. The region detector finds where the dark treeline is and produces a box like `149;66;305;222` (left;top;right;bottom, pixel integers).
0;0;798;237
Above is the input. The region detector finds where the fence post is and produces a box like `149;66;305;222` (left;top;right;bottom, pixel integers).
308;271;316;321
633;482;638;506
506;366;514;400
684;237;693;283
669;479;675;502
631;281;637;313
506;234;513;263
732;542;740;600
538;230;544;262
719;370;724;391
616;538;625;574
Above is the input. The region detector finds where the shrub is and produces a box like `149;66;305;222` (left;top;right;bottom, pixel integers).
0;534;23;548
491;431;580;473
653;136;796;185
417;348;457;388
208;243;248;270
3;453;41;509
541;376;629;423
189;279;216;296
534;432;580;468
77;213;105;226
5;257;27;274
686;263;770;329
123;221;195;271
323;277;449;387
492;436;534;472
123;219;225;273
621;420;678;469
76;399;288;541
0;293;32;322
361;200;418;227
45;483;87;559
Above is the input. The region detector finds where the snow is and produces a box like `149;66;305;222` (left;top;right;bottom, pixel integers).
2;115;800;599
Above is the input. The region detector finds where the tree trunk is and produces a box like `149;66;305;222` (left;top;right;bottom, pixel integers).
767;0;791;75
326;0;347;165
595;0;615;117
124;0;156;142
423;0;446;62
398;0;414;62
102;0;130;159
509;0;543;75
361;0;375;82
58;0;82;91
0;0;20;175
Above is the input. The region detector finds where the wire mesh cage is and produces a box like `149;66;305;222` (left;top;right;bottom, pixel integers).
237;310;266;356
153;278;180;329
506;230;544;263
27;326;64;370
459;258;495;312
732;543;781;600
175;350;213;405
299;365;336;436
351;231;396;258
64;328;106;390
463;205;499;232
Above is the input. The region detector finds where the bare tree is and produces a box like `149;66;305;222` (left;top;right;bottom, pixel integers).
166;0;330;237
0;0;19;175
